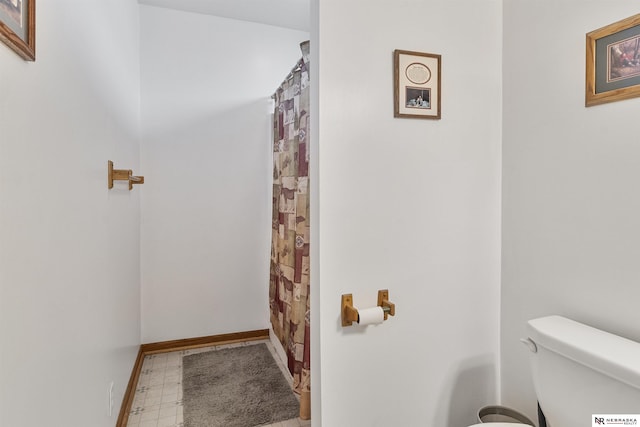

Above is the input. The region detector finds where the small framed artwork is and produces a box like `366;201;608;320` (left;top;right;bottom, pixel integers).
0;0;35;61
394;49;441;119
586;13;640;107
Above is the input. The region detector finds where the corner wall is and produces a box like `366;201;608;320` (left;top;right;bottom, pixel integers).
0;1;141;425
501;0;640;422
139;5;309;342
314;1;503;425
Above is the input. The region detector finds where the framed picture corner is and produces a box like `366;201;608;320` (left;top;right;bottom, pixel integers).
0;0;36;61
586;13;640;107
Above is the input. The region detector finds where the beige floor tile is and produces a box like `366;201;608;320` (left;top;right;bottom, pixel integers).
139;407;159;421
156;415;177;427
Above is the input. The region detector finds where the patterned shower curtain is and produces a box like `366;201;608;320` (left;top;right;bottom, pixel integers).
270;41;310;397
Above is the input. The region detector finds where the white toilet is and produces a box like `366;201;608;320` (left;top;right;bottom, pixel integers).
468;315;640;427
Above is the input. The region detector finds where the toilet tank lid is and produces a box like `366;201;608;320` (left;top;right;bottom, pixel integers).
527;315;640;390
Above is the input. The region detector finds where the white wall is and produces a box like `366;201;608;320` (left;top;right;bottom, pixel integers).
502;0;640;423
0;1;141;426
313;1;503;425
139;5;309;343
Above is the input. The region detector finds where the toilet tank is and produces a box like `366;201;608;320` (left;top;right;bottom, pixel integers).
525;315;640;427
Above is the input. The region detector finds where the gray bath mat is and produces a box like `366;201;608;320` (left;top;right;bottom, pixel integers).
182;343;300;427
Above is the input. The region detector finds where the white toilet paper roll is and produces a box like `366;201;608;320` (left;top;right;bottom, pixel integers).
357;306;385;325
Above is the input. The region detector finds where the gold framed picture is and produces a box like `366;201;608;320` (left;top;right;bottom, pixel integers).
586;13;640;107
0;0;35;61
394;49;441;119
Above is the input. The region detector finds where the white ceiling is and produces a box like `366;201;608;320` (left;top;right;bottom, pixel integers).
138;0;310;32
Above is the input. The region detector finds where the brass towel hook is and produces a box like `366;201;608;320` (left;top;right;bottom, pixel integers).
108;160;144;191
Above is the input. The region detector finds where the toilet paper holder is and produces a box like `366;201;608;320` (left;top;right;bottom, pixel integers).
341;289;396;327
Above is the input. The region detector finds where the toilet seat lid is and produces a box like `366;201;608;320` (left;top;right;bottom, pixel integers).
468;424;524;427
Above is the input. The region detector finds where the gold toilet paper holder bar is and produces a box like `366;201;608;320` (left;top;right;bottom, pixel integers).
341;289;396;327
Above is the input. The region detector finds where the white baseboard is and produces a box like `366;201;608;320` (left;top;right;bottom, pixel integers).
269;327;289;373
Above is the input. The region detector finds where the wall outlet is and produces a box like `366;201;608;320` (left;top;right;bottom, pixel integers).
108;381;114;417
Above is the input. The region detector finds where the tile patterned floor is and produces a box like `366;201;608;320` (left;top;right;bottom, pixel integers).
126;339;310;427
